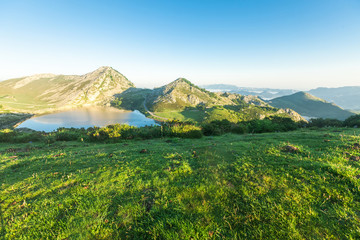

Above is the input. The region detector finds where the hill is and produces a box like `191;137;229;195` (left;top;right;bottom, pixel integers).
0;66;134;113
308;86;360;111
269;92;354;120
1;128;360;239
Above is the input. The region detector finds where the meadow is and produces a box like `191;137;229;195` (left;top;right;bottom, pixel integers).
1;128;360;239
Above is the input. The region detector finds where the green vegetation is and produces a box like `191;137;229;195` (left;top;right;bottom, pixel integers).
270;92;354;120
154;105;300;124
110;98;122;108
1;128;360;239
0;113;33;129
344;115;360;128
115;88;152;112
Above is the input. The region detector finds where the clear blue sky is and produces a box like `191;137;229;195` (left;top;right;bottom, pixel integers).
1;0;359;89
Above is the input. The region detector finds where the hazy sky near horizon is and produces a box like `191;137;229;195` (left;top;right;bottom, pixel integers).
1;0;359;89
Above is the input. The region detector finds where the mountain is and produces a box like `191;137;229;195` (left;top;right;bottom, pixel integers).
0;66;134;113
115;78;305;123
308;87;360;111
201;84;298;99
269;92;355;120
146;78;234;112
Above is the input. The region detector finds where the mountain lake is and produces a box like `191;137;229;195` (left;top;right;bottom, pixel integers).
17;107;157;132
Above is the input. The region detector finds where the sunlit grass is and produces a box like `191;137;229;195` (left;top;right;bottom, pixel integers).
1;128;360;239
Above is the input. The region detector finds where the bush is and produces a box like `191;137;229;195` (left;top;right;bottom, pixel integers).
0;129;44;143
247;119;276;133
170;124;203;138
0;129;16;142
231;123;247;134
201;120;233;136
308;118;343;128
266;116;299;131
344;115;360;128
135;126;162;139
54;128;84;141
12;132;43;143
88;124;136;142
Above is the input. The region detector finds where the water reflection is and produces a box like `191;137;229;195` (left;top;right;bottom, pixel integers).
17;107;157;132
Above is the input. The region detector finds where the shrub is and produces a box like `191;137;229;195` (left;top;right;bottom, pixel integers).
308;118;343;128
170;124;203;138
135;126;162;139
54;128;84;141
201;120;233;136
0;129;44;143
0;129;16;142
266;116;299;131
231;123;248;134
344;115;360;128
247;119;275;133
88;124;136;142
12;132;43;143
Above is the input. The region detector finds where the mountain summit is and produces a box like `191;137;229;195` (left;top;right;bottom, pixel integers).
0;67;134;112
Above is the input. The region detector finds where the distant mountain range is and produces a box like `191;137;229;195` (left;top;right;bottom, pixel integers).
202;84;360;112
201;84;298;100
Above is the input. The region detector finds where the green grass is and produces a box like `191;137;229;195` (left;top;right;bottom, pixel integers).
154;105;291;124
1;128;360;239
154;109;207;122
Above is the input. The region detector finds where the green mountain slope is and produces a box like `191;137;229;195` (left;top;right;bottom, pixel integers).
0;66;134;113
269;92;354;120
146;78;234;112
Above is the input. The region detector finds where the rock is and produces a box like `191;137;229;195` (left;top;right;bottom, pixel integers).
281;145;300;153
140;149;148;154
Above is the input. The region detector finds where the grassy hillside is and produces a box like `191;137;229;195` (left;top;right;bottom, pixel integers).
0;67;134;113
154;105;303;123
269;92;354;120
1;128;360;239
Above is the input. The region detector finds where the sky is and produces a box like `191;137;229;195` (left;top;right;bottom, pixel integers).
0;0;359;90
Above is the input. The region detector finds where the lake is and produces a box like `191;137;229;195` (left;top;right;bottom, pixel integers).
17;107;157;132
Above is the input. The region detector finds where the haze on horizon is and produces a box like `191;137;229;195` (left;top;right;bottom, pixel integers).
0;0;359;90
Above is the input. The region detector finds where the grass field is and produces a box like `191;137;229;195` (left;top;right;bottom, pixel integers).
1;128;360;239
154;109;207;122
